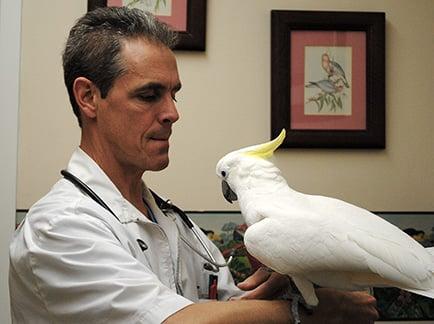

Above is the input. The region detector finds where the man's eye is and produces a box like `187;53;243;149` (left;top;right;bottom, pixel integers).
138;93;159;102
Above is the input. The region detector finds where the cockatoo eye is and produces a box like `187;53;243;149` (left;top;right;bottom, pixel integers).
221;171;227;177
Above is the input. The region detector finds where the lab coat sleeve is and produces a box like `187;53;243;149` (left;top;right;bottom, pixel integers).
11;208;193;323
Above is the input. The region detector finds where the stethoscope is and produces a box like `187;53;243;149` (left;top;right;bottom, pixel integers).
61;170;232;273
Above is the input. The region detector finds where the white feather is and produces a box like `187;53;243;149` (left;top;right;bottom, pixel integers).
216;149;434;306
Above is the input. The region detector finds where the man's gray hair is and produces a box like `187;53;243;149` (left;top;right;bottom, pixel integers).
62;6;178;126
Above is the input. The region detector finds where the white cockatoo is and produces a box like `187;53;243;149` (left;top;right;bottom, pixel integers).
216;129;434;306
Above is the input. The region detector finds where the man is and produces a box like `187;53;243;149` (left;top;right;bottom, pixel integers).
9;7;378;323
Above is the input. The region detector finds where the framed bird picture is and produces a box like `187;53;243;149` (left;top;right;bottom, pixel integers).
271;10;385;148
88;0;207;51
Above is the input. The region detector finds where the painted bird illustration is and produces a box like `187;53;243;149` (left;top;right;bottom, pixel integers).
321;53;350;88
216;129;434;306
305;79;339;94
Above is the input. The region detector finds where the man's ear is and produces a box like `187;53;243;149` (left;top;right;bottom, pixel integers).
73;77;100;120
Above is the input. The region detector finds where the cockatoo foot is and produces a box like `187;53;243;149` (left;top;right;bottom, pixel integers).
281;280;315;313
280;285;314;324
291;276;319;307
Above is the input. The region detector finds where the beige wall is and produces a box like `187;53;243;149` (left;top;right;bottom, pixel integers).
18;0;434;212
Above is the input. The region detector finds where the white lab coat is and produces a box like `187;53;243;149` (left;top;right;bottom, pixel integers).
9;148;242;323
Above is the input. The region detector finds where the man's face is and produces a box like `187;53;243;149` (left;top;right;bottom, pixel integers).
94;38;181;173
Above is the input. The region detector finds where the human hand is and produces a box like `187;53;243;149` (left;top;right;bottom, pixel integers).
232;267;290;300
302;288;379;324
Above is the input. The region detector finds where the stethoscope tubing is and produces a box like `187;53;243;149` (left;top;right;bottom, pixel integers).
60;169;231;272
61;170;120;222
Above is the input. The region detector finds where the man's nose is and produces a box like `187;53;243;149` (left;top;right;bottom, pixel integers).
160;95;180;124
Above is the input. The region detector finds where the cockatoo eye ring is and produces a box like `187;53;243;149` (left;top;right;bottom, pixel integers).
221;171;226;177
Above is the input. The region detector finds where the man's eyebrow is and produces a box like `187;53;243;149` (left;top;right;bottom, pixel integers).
134;82;182;93
134;82;165;93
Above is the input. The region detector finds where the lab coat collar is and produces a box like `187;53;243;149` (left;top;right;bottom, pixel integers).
66;148;154;224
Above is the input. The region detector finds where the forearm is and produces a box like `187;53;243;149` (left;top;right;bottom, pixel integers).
163;300;293;324
163;288;379;324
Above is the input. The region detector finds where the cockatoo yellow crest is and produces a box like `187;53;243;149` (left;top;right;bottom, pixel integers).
244;129;286;160
216;131;434;307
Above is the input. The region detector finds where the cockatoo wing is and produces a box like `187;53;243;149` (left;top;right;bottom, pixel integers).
243;210;371;278
307;195;434;287
243;194;434;294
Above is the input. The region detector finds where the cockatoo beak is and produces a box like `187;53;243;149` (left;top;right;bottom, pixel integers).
222;180;237;203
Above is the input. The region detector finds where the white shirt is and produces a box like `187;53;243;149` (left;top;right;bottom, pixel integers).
10;148;241;323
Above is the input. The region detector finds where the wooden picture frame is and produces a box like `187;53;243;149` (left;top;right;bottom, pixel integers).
271;10;385;148
88;0;206;51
